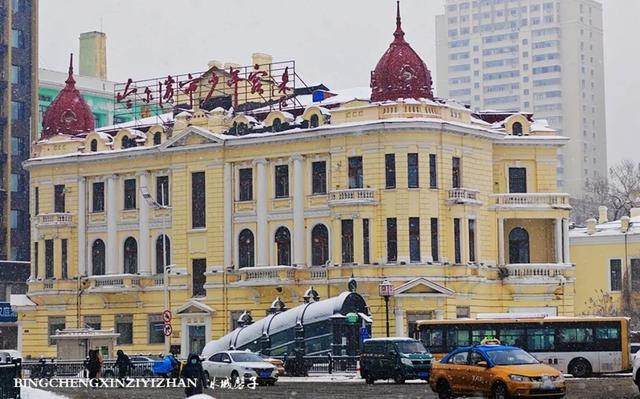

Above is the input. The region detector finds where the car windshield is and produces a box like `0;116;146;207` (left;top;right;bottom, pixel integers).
486;348;539;365
230;353;264;363
395;341;428;354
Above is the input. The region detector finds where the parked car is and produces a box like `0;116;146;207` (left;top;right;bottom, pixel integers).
633;353;640;392
631;343;640;363
429;343;565;399
360;337;433;384
258;353;285;376
103;355;156;378
202;350;277;386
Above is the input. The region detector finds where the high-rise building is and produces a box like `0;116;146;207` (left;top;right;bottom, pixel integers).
436;0;606;198
0;0;38;261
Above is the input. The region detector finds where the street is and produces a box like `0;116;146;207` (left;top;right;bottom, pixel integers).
43;377;640;399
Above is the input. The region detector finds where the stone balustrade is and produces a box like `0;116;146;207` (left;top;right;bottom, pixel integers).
492;193;571;209
328;189;376;206
36;213;74;227
505;263;573;279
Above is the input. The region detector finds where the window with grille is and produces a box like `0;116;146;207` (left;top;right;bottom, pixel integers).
385;154;396;189
387;218;397;263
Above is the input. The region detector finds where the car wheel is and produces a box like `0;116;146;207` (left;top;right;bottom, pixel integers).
364;373;375;384
230;370;240;386
492;381;509;399
204;371;210;386
267;380;275;386
393;373;405;384
568;358;592;378
436;379;454;399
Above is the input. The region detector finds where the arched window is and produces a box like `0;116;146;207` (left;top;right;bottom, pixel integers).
123;237;138;274
512;122;523;136
237;123;247;136
90;139;98;152
238;229;255;268
122;135;137;149
155;235;171;274
509;227;530;264
272;118;282;132
309;114;319;128
153;132;162;145
274;226;291;266
91;239;105;276
311;224;329;266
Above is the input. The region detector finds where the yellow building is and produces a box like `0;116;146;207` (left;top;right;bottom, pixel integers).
571;207;640;318
18;6;575;358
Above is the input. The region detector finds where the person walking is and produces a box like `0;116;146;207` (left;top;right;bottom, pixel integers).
87;349;103;387
115;349;132;383
180;353;207;397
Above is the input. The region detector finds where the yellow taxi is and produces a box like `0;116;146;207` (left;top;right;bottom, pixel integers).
429;342;565;399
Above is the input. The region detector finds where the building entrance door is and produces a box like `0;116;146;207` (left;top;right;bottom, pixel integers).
188;325;205;355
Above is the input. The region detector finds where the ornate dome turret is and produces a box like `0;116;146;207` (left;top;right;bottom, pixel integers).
370;1;434;102
41;54;95;138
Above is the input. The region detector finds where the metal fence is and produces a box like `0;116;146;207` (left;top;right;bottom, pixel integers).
273;355;358;374
0;360;21;399
21;360;155;378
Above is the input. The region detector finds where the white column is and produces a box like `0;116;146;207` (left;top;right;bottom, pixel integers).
255;159;269;267
138;173;150;274
562;218;571;264
555;218;563;264
394;303;404;337
106;175;118;274
292;155;305;266
223;163;233;268
498;218;505;265
77;177;87;276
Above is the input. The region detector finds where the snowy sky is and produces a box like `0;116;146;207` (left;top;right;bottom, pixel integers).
39;0;637;169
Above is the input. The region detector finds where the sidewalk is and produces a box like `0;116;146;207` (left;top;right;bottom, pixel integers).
278;373;359;383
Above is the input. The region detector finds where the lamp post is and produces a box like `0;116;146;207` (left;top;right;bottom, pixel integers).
378;278;394;337
163;264;172;354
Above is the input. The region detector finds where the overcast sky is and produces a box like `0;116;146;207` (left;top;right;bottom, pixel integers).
39;0;637;168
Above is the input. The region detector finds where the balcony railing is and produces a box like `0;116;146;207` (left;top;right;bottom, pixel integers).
447;188;481;205
86;274;142;290
504;263;573;279
328;189;376;206
492;193;571;209
36;213;74;227
238;266;297;283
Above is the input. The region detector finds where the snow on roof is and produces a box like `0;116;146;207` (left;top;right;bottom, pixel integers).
96;112;174;132
10;294;35;308
530;119;556;133
571;216;640;238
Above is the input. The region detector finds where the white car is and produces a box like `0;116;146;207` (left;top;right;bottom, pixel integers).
202;351;277;386
633;353;640;391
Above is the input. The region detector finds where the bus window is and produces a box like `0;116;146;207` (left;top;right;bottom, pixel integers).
527;328;555;351
557;327;594;344
446;329;470;351
499;328;526;347
471;328;496;345
596;327;620;340
421;328;445;353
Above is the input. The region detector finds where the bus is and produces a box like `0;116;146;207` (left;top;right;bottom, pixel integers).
416;315;630;377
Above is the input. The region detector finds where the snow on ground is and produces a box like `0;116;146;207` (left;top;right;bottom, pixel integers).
21;387;69;399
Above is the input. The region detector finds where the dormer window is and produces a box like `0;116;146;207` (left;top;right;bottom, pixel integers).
122;136;136;149
90;139;97;152
153;132;161;145
237;123;247;136
310;114;319;128
272;118;282;132
512;122;523;136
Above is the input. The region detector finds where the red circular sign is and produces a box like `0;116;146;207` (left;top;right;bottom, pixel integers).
163;323;173;337
162;310;173;323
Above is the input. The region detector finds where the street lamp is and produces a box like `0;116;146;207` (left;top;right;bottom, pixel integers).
163;264;173;354
378;278;394;337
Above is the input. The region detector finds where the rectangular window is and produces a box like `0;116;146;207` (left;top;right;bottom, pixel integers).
11;173;22;193
92;182;104;212
452;157;461;188
239;168;253;201
48;316;65;345
45;239;54;278
123;179;136;210
191;172;206;228
275;165;289;198
454;218;462;264
192;258;207;297
55;185;67;212
10;210;21;230
61;239;68;279
431;218;439;262
11;136;24;157
408;153;419;188
156;176;169;206
385;154;396;189
34;242;38;279
11;29;23;48
12;0;24;13
348;156;363;189
116;314;133;345
468;219;476;263
631;259;640;291
11;101;24;121
506;165;527;192
609;259;622;291
363;219;370;265
34;187;39;215
311;161;327;195
387;218;397;263
11;65;22;84
84;315;101;330
341;220;354;264
429;154;437;188
148;314;164;344
409;217;421;263
456;306;470;319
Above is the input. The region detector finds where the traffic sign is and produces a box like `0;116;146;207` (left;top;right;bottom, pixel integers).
162;309;173;323
163;323;173;337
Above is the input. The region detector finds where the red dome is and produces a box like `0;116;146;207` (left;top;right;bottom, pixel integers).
370;1;434;102
41;54;95;138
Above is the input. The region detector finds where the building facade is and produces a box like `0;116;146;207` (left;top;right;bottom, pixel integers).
435;0;606;198
0;0;38;261
19;5;575;358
